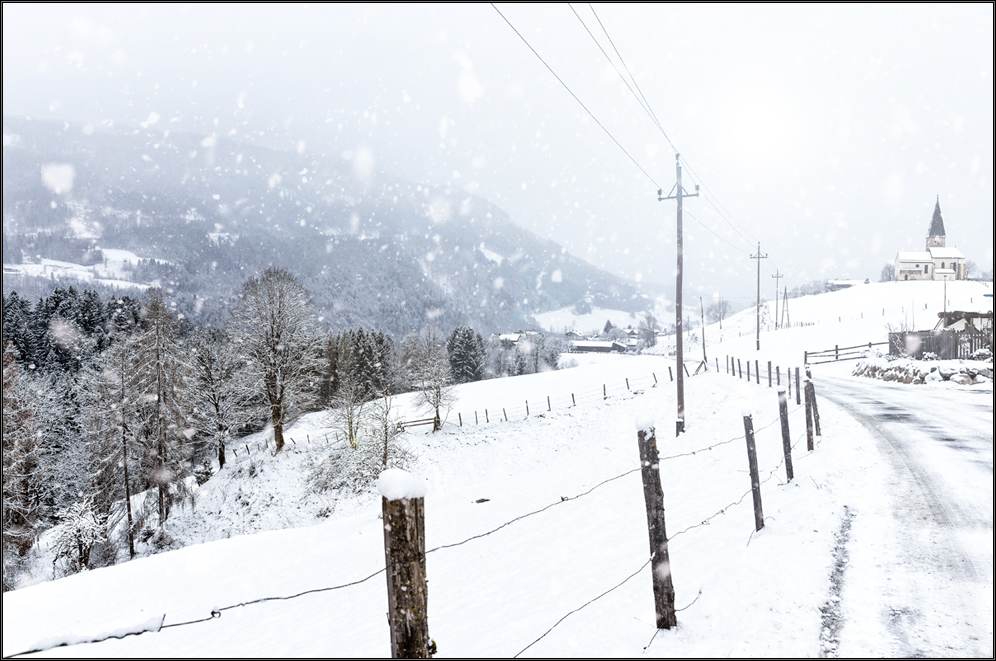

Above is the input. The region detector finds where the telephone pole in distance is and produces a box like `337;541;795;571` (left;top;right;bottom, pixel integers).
659;154;699;436
771;269;783;330
751;243;768;351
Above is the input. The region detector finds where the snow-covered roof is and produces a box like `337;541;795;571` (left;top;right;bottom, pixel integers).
934;268;956;275
928;247;965;259
896;251;933;262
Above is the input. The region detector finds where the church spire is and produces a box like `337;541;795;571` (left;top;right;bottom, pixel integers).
928;195;945;238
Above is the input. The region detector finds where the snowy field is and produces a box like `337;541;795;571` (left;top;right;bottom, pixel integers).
2;280;992;658
2;249;156;292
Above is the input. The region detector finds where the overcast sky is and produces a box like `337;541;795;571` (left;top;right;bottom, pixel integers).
4;4;993;308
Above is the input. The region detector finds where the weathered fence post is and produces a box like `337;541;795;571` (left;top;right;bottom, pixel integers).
768;361;772;387
715;357;719;372
804;380;815;451
747;360;751;382
669;366;674;382
547;396;551;411
778;388;794;482
795;367;801;405
755;360;760;385
379;470;431;659
525;400;529;416
742;413;764;532
485;408;489;423
738;358;743;378
603;384;607;399
809;380;821;436
726;355;729;373
503;408;508;421
475;411;478;425
626;378;630;390
776;365;781;386
458;413;462;427
571;393;576;406
635;420;677;629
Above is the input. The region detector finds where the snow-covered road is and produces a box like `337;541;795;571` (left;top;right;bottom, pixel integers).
816;374;994;657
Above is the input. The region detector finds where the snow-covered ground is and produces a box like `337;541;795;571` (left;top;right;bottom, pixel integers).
2;248;174;292
3;280;993;657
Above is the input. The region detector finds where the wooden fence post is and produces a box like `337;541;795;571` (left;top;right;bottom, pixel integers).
768;361;772;388
626;378;630;390
379;471;431;659
809;381;821;436
715;357;719;372
747;360;751;381
547;396;551;411
669;366;674;382
804;380;815;451
525;400;529;416
755;360;760;385
742;414;764;532
636;423;677;629
485;409;489;423
571;393;576;406
503;408;508;421
603;384;607;400
776;365;781;386
726;355;729;373
778;388;794;482
737;358;742;378
458;413;462;427
475;411;479;425
795;367;801;405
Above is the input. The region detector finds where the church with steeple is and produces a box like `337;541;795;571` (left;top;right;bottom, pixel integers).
893;196;967;281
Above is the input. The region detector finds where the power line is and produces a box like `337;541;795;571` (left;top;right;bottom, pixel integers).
491;3;662;190
573;8;767;256
587;3;677;154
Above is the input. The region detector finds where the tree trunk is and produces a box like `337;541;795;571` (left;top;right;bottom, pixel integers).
271;402;284;453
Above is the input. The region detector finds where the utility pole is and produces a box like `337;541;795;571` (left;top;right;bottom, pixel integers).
781;286;790;328
751;243;768;351
771;269;783;330
659;154;699;436
699;296;708;369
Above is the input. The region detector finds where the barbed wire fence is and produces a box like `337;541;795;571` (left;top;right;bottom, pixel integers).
10;364;822;658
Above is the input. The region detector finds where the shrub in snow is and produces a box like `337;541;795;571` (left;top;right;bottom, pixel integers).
50;498;107;575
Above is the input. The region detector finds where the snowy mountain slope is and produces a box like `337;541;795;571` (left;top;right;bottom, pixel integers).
2;116;659;333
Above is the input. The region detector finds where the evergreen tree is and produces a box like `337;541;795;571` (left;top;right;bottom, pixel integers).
2;342;40;590
447;325;486;383
188;328;258;471
131;289;193;526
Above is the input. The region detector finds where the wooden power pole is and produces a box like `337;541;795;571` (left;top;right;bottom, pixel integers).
771;269;783;330
750;243;768;351
659;154;699;436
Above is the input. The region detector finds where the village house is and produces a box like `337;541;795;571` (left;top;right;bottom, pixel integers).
894;197;967;281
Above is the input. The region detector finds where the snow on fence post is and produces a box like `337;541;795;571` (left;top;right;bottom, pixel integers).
778;388;794;482
804;380;815;451
635;417;678;629
379;470;431;659
742;412;765;532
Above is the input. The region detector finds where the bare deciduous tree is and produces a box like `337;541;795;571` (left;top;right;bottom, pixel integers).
403;326;454;432
228;268;323;453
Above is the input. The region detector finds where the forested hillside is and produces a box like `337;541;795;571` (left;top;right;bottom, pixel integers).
3;116;659;335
